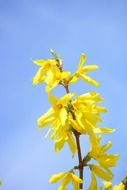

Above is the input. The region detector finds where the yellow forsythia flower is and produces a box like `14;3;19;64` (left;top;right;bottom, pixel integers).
89;134;119;169
49;171;82;190
113;182;125;190
70;53;99;86
103;181;125;190
37;92;73;128
48;92;74;126
70;91;112;136
88;134;119;186
32;59;56;85
90;164;113;181
37;92;77;155
32;59;70;91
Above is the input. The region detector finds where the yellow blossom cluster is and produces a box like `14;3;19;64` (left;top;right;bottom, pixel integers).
32;50;120;190
49;171;82;190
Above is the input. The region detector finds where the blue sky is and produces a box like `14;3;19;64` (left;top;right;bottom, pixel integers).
0;0;127;189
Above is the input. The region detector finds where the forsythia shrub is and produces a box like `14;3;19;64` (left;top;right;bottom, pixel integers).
32;50;123;190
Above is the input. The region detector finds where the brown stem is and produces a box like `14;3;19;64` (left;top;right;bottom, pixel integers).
64;84;69;94
64;84;83;189
73;130;83;189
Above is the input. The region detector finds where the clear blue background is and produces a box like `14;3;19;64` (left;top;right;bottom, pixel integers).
0;0;127;189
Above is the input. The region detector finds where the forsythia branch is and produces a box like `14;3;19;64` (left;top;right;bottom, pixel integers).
32;50;121;190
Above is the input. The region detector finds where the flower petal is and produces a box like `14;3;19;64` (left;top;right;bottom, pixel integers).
33;59;56;66
67;133;77;156
59;108;67;125
69;119;85;134
114;182;125;190
82;65;99;73
48;93;58;106
91;165;113;181
69;75;79;83
49;172;66;183
59;93;74;106
55;138;66;153
37;108;54;128
80;74;99;87
89;172;97;190
93;127;115;134
78;53;87;70
103;181;112;189
32;67;45;85
58;175;71;190
72;179;79;190
71;173;83;183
